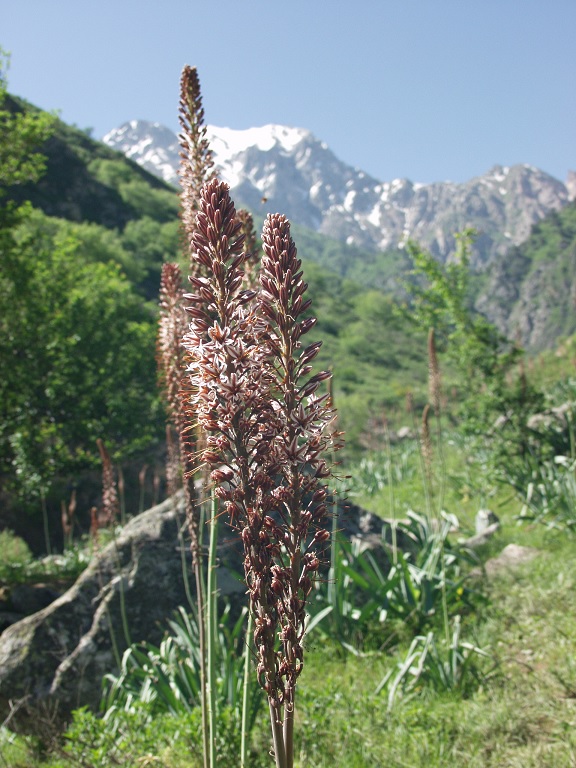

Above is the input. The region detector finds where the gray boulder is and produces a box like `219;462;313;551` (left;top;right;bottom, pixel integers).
0;494;244;732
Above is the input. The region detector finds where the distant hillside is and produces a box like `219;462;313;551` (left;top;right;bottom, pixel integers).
4;95;178;231
476;200;576;352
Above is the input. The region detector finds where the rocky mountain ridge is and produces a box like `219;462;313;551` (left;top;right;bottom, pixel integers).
103;119;572;269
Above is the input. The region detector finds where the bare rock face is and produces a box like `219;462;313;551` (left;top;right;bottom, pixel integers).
0;494;243;732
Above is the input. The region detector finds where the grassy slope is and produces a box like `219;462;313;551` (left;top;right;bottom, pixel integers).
4;469;575;768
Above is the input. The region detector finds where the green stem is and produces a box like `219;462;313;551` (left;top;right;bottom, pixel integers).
196;556;210;768
206;493;219;768
240;608;254;768
268;700;287;768
327;489;339;634
283;698;294;768
384;425;397;564
174;493;209;768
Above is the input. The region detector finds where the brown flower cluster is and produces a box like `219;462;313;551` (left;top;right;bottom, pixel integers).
178;65;215;264
182;178;340;747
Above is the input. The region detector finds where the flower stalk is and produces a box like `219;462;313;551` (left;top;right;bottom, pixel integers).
183;178;340;768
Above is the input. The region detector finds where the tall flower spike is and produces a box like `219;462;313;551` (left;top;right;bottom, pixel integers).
178;65;215;267
259;215;338;759
158;262;188;425
96;438;119;527
428;327;442;416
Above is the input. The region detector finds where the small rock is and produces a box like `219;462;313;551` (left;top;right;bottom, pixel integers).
475;509;500;535
484;543;539;575
471;543;539;579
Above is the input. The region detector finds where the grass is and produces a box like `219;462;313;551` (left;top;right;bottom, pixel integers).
290;524;576;767
2;434;576;767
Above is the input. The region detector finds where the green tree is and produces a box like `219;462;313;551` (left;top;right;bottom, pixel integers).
399;230;541;433
0;52;162;503
0;210;162;498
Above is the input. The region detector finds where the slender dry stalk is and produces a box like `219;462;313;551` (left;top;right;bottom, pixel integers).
183;179;340;768
138;464;148;514
61;490;76;548
420;403;433;512
117;466;126;524
428;328;441;417
96;438;119;526
157;262;203;559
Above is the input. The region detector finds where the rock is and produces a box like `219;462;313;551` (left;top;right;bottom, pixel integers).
462;522;501;550
0;612;25;634
470;543;539;579
527;402;574;433
483;543;539;576
0;493;244;733
475;509;500;536
9;584;63;616
0;493;382;734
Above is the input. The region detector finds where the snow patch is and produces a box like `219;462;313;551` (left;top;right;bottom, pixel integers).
206;125;309;163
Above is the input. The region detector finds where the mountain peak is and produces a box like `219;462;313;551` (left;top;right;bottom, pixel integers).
102;119;570;265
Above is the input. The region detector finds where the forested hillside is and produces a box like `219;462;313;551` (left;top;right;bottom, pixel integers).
0;91;431;547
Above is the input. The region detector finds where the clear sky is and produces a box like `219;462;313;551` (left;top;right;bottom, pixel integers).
2;0;575;185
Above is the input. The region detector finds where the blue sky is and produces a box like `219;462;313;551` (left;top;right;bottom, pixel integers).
3;0;575;184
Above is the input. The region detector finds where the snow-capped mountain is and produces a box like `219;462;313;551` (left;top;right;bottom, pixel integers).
103;120;571;267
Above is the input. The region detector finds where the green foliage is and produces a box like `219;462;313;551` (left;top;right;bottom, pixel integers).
57;703;271;768
401;230;516;385
0;50;55;188
519;453;576;530
347;444;417;497
102;605;263;732
0;528;32;570
0;543;91;586
310;513;479;652
375;616;491;708
3;100;177;231
88;157;180;222
0;204;162;497
302;261;428;452
398;230;546;455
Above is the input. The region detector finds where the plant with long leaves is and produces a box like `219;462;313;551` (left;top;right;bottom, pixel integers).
102;605;263;730
375;615;491;709
182;177;340;768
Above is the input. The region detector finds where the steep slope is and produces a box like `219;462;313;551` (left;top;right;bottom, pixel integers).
476;200;576;351
103;120;571;268
4;97;178;230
